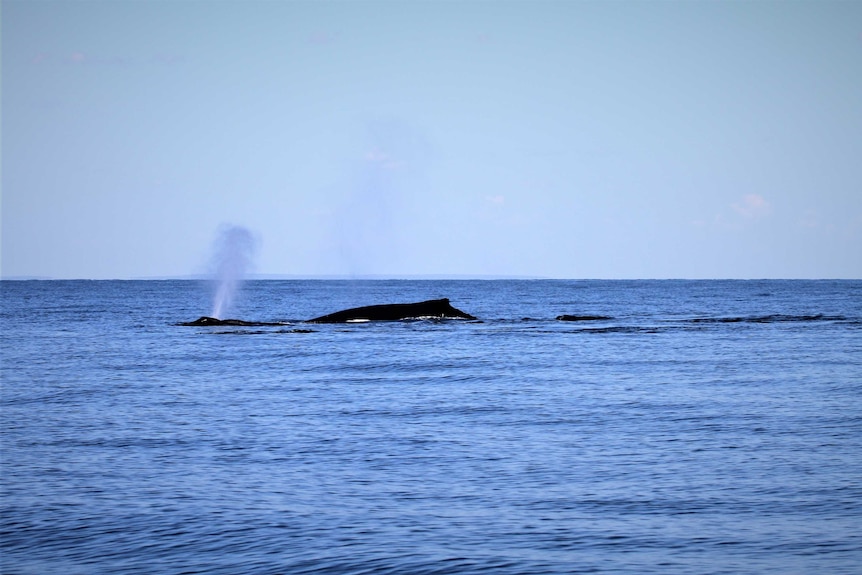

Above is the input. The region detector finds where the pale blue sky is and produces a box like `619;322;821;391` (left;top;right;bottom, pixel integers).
3;0;860;279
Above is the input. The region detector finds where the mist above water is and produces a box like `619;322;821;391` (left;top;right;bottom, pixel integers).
210;225;255;319
334;120;433;276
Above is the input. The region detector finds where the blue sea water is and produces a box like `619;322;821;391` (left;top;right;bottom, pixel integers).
1;279;860;575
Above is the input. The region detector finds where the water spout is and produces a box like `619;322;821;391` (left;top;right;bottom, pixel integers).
210;225;255;319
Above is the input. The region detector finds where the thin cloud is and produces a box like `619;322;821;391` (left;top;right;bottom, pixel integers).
365;148;404;171
152;53;184;65
732;194;771;219
308;32;337;45
35;51;179;67
799;210;820;229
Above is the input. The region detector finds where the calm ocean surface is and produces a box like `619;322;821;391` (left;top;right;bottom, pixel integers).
2;280;860;574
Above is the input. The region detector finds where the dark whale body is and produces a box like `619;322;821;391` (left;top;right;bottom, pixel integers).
178;317;283;327
308;298;476;323
179;298;476;326
556;315;613;321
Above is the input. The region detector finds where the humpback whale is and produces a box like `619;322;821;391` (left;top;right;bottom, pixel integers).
308;298;476;323
179;298;476;326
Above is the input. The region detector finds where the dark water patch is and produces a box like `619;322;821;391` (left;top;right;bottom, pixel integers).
556;314;614;321
205;328;316;335
285;555;523;575
688;314;846;324
574;325;667;334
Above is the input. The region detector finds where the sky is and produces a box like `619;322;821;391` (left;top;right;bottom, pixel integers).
2;0;861;279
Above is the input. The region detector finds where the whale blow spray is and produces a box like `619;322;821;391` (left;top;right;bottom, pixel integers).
210;225;255;319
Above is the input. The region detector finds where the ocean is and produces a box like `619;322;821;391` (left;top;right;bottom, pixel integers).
1;279;860;574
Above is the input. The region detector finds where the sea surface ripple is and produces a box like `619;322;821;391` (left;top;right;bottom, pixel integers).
2;280;861;574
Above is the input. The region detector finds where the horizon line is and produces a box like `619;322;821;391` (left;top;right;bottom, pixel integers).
2;275;859;281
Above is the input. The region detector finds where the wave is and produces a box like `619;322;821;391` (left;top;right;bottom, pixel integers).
556;315;614;322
